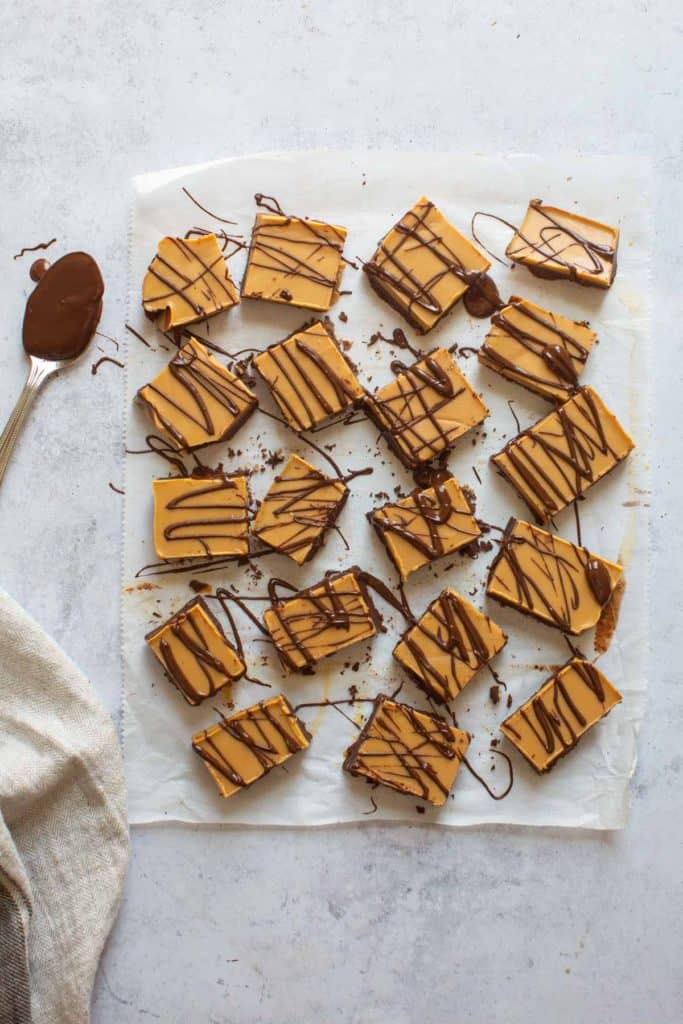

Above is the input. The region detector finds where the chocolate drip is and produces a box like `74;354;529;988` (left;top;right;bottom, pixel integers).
586;558;612;605
461;749;514;800
368;327;422;360
13;238;57;260
30;258;50;282
23;251;104;360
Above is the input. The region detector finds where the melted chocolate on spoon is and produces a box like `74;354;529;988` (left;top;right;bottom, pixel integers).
23;251;105;360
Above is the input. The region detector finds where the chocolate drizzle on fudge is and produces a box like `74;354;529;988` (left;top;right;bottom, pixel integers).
491;387;634;521
500;658;622;773
486;518;623;635
343;695;470;805
363;197;499;330
479;296;597;401
364;347;488;469
192;695;311;797
137;337;257;450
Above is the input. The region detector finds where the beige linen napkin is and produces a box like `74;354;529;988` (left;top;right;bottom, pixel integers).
0;590;129;1024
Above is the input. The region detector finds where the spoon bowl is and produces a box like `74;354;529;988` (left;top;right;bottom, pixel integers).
0;252;104;487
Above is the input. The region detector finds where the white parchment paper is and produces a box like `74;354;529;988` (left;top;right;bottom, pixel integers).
123;152;650;828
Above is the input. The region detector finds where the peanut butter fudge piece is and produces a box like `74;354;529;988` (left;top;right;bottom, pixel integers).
365;348;488;469
486;519;623;635
263;568;379;673
146;596;245;706
192;695;311;798
370;475;480;581
253;454;348;565
242;209;347;311
500;658;622;773
394;589;507;704
343;695;470;806
152;473;249;560
492;387;634;522
137;337;257;450
252;320;365;431
363;197;492;332
506;200;619;289
143;234;239;330
478;295;597;402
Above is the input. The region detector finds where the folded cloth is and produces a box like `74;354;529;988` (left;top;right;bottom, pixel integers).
0;590;129;1024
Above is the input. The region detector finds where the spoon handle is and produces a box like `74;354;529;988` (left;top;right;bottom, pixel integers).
0;357;56;487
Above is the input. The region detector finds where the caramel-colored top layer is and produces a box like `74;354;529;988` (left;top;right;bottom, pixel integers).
343;696;470;806
394;589;507;703
364;197;491;332
142;234;239;330
152;474;249;560
137;337;257;450
263;569;378;672
478;295;597;402
371;476;480;581
242;212;347;311
253;321;365;431
365;348;489;469
253;454;347;565
192;695;311;799
146;597;245;706
506;201;619;289
486;519;623;635
501;658;622;773
492;386;635;522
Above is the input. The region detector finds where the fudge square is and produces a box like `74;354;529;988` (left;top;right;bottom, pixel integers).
500;658;622;773
242;209;347;311
252;454;348;565
491;386;634;522
363;196;491;332
369;475;480;581
146;596;245;706
343;695;471;806
486;519;624;635
364;347;488;469
506;200;619;289
152;473;249;560
253;320;365;432
263;568;379;673
478;295;597;403
394;589;507;704
137;336;257;450
192;695;311;798
142;233;240;331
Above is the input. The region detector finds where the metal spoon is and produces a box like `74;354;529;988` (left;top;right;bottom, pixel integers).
0;252;104;487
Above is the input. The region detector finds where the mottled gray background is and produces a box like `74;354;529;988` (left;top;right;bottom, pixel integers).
0;2;680;1021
